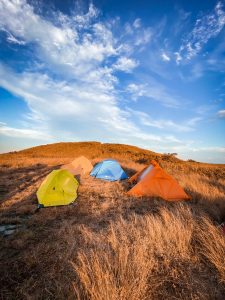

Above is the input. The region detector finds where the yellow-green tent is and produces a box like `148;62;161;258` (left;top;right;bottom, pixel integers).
37;169;79;207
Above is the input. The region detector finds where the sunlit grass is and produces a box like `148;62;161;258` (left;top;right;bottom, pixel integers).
0;142;224;299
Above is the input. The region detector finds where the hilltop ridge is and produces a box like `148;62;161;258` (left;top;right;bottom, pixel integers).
0;141;183;167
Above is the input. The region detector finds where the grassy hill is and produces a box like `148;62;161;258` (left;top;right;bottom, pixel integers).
0;142;225;299
0;141;166;166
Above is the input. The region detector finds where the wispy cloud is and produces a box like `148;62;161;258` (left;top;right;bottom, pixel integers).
6;32;26;45
217;109;225;118
0;62;166;145
133;18;141;29
124;18;152;47
176;1;225;63
126;83;147;99
134;28;152;46
0;122;51;139
194;146;225;153
129;110;202;132
126;81;181;107
161;52;170;62
179;146;225;163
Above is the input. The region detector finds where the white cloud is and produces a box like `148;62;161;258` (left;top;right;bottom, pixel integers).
195;146;225;153
126;81;180;107
141;118;196;132
113;56;138;73
124;23;133;35
174;51;182;64
155;144;225;163
134;28;152;46
0;1;143;142
176;1;225;62
130;110;202;132
0;0;118;81
0;122;51;139
124;18;152;48
217;109;225;118
179;146;225;162
0;63;166;146
126;83;147;99
73;3;99;26
0;1;162;148
6;32;26;45
133;18;141;29
161;52;170;61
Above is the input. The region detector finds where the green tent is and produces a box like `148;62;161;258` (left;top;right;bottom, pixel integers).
37;169;79;207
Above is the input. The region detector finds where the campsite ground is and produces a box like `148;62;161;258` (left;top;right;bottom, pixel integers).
0;142;225;299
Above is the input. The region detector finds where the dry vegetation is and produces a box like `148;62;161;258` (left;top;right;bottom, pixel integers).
0;142;225;300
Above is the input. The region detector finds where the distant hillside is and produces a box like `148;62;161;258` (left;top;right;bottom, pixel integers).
0;141;183;167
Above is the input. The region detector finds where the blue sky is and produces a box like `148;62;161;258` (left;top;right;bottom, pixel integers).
0;0;225;163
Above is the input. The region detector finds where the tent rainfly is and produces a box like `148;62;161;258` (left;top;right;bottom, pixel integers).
127;160;190;201
37;169;79;207
90;159;128;181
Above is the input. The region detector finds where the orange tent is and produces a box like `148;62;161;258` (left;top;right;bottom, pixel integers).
127;160;190;201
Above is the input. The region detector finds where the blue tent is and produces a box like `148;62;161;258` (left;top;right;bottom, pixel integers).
90;159;128;181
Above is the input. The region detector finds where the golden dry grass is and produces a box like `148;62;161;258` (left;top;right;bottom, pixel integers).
74;207;225;300
0;142;225;299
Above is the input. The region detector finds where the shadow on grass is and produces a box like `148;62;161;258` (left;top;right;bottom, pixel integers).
0;164;61;203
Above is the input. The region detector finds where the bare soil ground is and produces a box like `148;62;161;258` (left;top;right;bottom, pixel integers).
0;142;225;300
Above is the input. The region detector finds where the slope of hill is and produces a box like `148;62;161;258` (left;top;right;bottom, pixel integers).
0;141;164;166
0;142;225;299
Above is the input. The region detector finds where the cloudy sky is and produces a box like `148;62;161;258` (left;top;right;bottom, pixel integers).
0;0;225;163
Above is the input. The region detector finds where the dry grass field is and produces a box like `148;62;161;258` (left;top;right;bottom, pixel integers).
0;142;225;299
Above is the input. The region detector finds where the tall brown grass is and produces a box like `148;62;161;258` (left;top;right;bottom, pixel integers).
73;205;225;300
